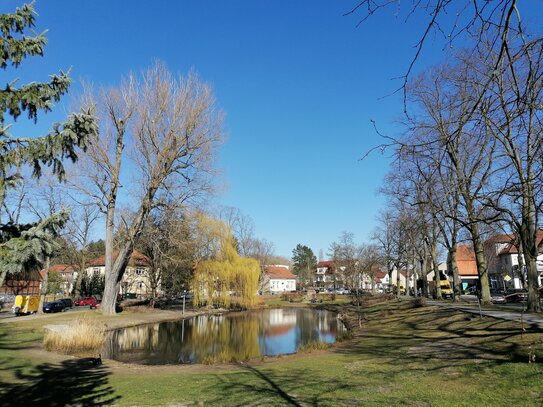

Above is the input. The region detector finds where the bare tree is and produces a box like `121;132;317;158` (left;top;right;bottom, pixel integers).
345;0;538;109
218;206;255;256
77;62;224;314
473;41;543;311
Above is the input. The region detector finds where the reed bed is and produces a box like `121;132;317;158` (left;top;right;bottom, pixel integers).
43;317;106;353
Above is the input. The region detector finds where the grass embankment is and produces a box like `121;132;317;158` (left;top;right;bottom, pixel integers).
1;299;542;406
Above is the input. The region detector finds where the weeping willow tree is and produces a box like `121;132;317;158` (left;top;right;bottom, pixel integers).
192;214;260;309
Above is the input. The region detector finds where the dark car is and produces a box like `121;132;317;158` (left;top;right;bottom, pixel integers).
43;301;66;313
58;298;73;309
504;289;528;303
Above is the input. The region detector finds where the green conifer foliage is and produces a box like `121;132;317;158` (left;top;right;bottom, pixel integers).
0;2;98;286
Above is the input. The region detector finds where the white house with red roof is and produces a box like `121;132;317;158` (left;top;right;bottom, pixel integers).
314;261;344;289
86;250;157;298
262;265;296;294
373;271;390;292
42;264;79;295
488;230;543;289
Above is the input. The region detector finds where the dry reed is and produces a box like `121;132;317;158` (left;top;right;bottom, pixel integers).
43;317;106;353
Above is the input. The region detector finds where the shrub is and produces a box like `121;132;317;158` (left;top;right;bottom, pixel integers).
44;318;106;353
280;292;304;302
411;297;427;308
298;341;332;353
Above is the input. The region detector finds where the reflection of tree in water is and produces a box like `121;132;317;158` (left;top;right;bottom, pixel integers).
295;309;320;348
104;309;343;364
188;314;261;363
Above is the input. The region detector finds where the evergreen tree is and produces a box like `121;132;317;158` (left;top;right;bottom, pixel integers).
0;2;97;288
291;244;317;288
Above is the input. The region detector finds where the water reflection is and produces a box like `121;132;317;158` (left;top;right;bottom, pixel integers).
103;308;344;365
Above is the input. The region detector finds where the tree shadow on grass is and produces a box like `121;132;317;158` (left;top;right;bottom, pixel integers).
203;363;359;406
334;304;543;374
0;358;120;406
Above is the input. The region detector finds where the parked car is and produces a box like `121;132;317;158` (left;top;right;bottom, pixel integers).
90;299;102;309
490;290;506;304
504;289;528;303
75;296;97;307
43;301;66;313
58;298;73;309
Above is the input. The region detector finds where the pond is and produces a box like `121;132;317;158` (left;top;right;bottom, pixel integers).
102;308;345;365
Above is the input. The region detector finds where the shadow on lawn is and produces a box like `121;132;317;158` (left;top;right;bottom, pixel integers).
204;363;358;406
0;358;120;406
335;302;543;371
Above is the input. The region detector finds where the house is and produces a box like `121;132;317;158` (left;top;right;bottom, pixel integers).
42;264;79;295
86;250;157;298
488;230;543;290
0;264;79;300
261;265;296;294
0;269;42;297
314;261;344;289
389;268;417;293
447;244;479;291
373;271;390;292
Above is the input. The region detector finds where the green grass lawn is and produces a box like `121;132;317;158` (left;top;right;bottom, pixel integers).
1;300;542;406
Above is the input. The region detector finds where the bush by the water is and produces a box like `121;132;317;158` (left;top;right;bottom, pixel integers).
44;318;106;353
281;292;304;302
298;341;332;353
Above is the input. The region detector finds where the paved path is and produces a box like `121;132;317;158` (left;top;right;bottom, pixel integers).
432;300;543;329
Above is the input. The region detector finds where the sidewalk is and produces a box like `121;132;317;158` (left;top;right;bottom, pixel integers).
432;300;543;329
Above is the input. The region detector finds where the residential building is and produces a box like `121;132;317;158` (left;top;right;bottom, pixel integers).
261;265;296;294
314;261;344;289
487;230;543;290
43;264;79;295
0;270;42;297
86;250;156;298
373;271;390;292
449;244;479;290
389;268;416;293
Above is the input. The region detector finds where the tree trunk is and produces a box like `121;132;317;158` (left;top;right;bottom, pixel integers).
471;224;491;305
396;265;401;298
449;246;461;301
524;253;540;312
521;219;541;312
420;255;428;298
432;259;441;299
102;203;117;315
430;242;441;299
0;270;7;292
516;243;526;289
38;257;50;314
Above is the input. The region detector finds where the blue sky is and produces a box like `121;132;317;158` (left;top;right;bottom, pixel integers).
6;0;531;258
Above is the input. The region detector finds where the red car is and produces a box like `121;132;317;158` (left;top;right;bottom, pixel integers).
75;296;97;307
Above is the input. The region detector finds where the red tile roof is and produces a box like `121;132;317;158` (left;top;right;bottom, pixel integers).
317;261;334;268
374;271;387;282
88;250;150;267
456;245;478;276
47;264;78;273
498;230;543;254
264;265;296;280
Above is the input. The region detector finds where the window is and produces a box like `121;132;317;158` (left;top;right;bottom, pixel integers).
93;268;100;275
135;268;145;275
